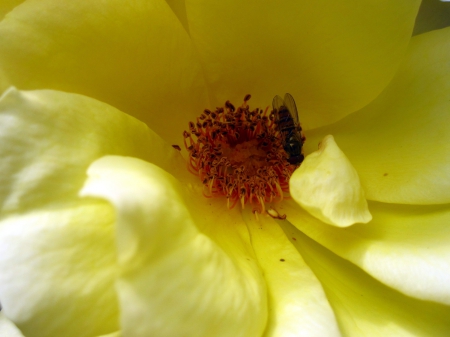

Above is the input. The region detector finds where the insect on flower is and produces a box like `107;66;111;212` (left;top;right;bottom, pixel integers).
272;93;306;165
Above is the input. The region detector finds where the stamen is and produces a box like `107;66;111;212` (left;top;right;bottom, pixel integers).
267;207;287;220
183;95;302;214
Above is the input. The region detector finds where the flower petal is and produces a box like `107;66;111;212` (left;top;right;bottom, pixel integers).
165;0;190;34
242;212;341;337
0;0;23;21
0;201;119;337
284;200;450;306
413;0;450;35
80;156;267;337
0;87;188;214
97;332;121;337
290;135;371;227
186;0;420;128
0;88;187;336
305;27;450;204
282;222;450;337
0;312;25;337
0;0;209;142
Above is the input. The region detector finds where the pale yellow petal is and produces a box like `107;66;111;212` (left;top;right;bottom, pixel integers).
305;27;450;204
80;156;267;337
0;0;209;142
242;211;341;337
282;222;450;337
186;0;420;128
0;88;188;336
290;135;371;227
0;201;119;337
0;312;25;337
284;200;450;306
0;87;189;215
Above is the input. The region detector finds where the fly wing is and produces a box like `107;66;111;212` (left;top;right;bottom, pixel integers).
283;93;299;124
272;95;285;112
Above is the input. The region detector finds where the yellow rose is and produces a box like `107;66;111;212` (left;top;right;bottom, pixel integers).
0;1;450;337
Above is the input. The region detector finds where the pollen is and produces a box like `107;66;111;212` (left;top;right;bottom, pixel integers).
183;95;298;214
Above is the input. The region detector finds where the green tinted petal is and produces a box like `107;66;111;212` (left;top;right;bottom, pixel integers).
284;201;450;306
0;0;208;142
186;0;420;128
0;312;25;337
290;135;371;227
305;27;450;204
282;224;450;337
0;88;187;336
81;156;267;337
242;212;341;337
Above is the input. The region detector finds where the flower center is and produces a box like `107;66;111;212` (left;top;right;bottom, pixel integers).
183;95;302;214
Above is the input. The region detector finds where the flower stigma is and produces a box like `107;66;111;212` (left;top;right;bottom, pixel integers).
183;95;305;215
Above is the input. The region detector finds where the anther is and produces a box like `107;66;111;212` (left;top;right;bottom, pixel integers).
225;101;235;112
182;94;299;215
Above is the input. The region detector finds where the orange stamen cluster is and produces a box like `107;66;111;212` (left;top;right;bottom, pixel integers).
183;95;297;214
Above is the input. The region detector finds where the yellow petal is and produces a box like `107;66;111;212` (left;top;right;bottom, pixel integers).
0;0;23;21
413;0;450;35
186;0;420;128
0;88;187;336
242;212;341;337
165;0;190;34
305;27;450;204
284;201;450;306
0;0;209;142
0;201;119;337
0;87;188;214
0;312;25;337
80;156;267;337
290;135;371;227
97;332;121;337
282;223;450;337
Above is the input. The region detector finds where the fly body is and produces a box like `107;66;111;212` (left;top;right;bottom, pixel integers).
272;93;305;165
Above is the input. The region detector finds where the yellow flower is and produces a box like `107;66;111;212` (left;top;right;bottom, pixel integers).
0;1;450;337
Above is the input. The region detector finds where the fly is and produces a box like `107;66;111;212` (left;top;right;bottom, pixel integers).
272;93;305;165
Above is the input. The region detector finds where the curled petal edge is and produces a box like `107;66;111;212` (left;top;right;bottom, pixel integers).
290;135;372;227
